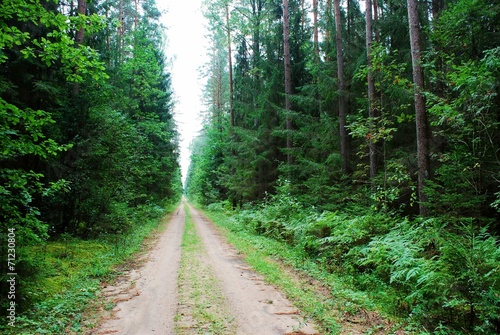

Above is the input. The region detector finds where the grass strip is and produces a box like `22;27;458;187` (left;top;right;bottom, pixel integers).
174;205;236;335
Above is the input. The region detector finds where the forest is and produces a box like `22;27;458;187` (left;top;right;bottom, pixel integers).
185;0;500;334
1;0;499;334
0;0;181;331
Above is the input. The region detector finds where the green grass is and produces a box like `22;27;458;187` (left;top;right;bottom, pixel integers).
1;202;179;335
175;205;236;334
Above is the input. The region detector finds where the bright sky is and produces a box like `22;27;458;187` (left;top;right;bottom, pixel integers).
158;0;207;185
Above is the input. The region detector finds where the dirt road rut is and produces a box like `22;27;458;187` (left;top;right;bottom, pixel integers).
94;203;319;335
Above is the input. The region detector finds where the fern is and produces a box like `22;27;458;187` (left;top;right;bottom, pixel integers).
359;217;500;333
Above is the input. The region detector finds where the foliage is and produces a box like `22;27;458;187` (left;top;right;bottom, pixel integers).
0;103;69;244
201;207;380;335
0;0;107;247
360;218;500;333
425;47;500;218
0;0;181;326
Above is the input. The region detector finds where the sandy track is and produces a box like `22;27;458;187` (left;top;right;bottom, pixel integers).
93;203;319;334
94;205;185;335
188;204;319;335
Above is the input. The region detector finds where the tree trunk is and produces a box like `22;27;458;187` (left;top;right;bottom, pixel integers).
118;0;124;64
251;0;262;70
313;0;319;60
283;0;293;165
301;0;306;29
217;55;223;133
251;0;262;127
407;0;430;216
226;3;234;128
366;0;377;179
75;0;86;44
73;0;86;95
373;0;380;42
325;0;332;62
134;0;139;31
334;0;348;174
432;0;443;20
105;0;111;62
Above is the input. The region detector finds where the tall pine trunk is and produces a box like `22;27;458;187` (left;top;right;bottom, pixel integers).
333;0;348;174
325;0;332;63
226;3;234;128
283;0;293;165
373;0;379;42
407;0;430;216
313;0;319;59
366;0;377;179
134;0;139;30
75;0;86;44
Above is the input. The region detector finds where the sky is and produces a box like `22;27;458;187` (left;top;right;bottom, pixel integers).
158;0;208;185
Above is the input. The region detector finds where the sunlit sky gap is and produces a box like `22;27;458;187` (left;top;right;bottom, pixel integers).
158;1;207;186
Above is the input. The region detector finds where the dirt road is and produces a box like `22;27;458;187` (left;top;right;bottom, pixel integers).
93;202;319;335
95;204;185;334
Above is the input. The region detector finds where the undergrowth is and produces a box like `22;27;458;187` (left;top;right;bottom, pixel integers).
200;194;500;335
0;202;178;335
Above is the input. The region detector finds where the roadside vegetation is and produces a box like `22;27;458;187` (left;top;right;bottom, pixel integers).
194;193;500;335
0;203;178;335
198;206;383;335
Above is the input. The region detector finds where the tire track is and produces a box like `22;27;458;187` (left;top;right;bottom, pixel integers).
93;204;185;334
175;205;236;334
187;204;319;335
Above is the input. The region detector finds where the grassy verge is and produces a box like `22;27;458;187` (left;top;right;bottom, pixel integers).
1;202;179;335
198;208;408;335
175;205;236;334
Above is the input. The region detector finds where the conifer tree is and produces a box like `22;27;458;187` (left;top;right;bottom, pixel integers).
407;0;430;216
333;0;349;174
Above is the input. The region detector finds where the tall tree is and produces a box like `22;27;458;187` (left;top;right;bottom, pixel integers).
407;0;430;216
333;0;348;174
366;0;377;178
313;0;319;59
76;0;87;44
325;0;332;62
226;2;235;128
283;0;293;165
73;0;88;95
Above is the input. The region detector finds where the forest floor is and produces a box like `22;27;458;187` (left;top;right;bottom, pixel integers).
89;201;320;335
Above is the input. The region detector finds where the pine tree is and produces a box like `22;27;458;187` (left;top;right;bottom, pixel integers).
283;0;293;165
333;0;349;174
407;0;430;216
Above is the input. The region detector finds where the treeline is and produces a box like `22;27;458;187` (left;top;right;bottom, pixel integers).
186;0;500;333
1;0;181;240
1;0;180;308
